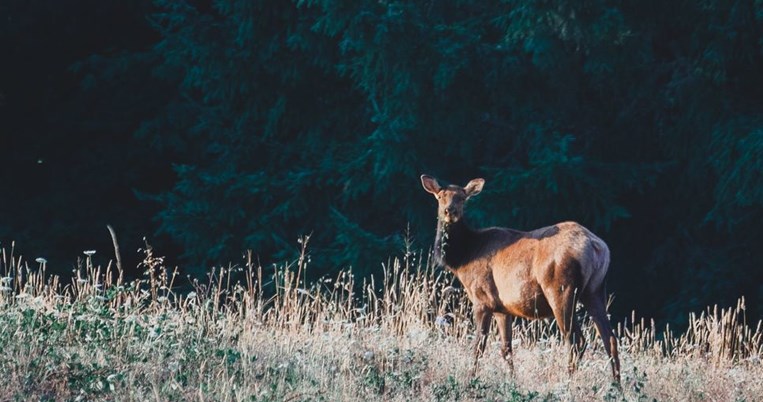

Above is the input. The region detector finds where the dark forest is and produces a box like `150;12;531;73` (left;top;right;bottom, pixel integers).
2;0;762;327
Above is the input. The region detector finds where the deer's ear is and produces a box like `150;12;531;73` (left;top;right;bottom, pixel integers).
464;178;485;197
420;175;441;194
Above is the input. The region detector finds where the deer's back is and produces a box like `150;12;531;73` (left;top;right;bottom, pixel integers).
452;221;609;319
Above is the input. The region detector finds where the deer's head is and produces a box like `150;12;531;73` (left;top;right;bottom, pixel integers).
420;175;484;224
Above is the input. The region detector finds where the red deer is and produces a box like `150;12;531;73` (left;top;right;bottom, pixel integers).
421;174;620;382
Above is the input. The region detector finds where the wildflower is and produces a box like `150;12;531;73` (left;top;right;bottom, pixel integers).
442;286;458;296
157;296;168;303
83;250;96;257
435;315;451;328
35;257;47;264
186;292;197;299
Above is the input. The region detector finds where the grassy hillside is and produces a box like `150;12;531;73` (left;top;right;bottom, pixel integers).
0;243;761;401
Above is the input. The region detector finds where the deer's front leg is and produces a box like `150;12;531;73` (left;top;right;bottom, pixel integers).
472;305;493;373
495;313;514;374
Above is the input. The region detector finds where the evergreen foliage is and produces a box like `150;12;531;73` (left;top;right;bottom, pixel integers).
2;0;762;325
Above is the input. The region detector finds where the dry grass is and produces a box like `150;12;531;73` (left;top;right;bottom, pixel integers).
0;240;761;401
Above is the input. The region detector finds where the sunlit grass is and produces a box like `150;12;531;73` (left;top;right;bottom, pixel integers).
0;239;761;401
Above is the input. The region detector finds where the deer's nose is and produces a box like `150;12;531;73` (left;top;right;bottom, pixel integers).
444;207;455;216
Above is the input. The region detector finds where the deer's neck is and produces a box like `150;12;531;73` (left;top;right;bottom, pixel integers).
434;219;476;269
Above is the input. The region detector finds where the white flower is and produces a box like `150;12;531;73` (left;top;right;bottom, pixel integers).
442;286;458;296
186;292;197;299
157;296;168;303
435;316;451;328
83;250;96;257
35;257;47;264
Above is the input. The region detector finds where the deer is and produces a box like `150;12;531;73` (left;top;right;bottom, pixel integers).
420;174;620;383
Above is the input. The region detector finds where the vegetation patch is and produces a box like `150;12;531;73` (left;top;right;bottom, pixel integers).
0;245;760;400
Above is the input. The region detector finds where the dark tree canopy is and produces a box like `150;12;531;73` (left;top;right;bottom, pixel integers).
2;0;762;326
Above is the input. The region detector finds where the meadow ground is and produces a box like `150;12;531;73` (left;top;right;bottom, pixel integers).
0;243;761;401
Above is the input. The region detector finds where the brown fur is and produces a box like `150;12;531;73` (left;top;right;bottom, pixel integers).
421;175;620;382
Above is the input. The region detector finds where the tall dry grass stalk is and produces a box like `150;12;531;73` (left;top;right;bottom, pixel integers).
0;241;761;401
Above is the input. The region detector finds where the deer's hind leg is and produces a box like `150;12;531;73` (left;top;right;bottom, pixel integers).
582;286;621;383
549;287;586;374
543;259;587;376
